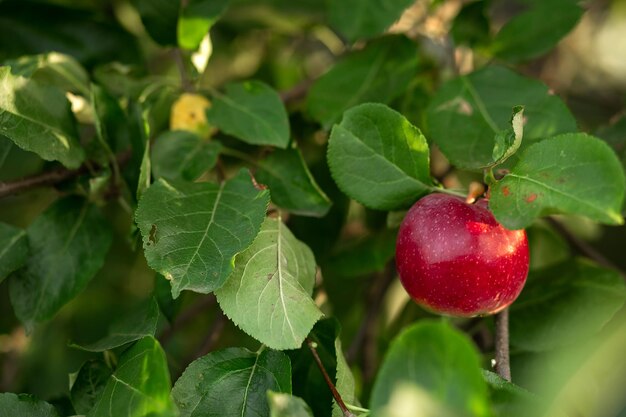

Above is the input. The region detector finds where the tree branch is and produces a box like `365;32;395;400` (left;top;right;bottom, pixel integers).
158;294;216;344
0;150;132;200
346;261;396;381
173;48;194;92
306;339;356;417
494;308;511;382
279;79;314;104
546;217;626;279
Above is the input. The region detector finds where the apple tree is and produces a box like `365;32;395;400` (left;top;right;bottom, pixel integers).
0;0;626;416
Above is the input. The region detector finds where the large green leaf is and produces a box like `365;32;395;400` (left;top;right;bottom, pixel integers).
131;0;180;46
151;130;221;182
490;133;625;229
207;81;290;148
256;148;332;217
0;1;141;67
327;103;432;210
72;297;160;352
9;197;113;330
492;0;584;62
0;222;28;284
179;0;230;50
268;392;313;417
510;259;626;351
370;321;490;417
87;337;176;417
4;52;90;95
0;66;84;168
70;360;112;415
172;347;292;417
135;169;270;297
426;66;577;169
215;218;323;350
0;393;59;417
327;0;414;42
307;36;419;127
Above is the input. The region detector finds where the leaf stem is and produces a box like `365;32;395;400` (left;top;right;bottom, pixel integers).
306;338;356;417
494;308;511;381
429;186;467;198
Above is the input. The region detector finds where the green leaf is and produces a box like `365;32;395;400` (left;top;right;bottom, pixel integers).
268;392;313;417
483;370;541;417
510;259;626;351
137;137;151;200
131;0;180;46
0;66;85;168
490;133;626;229
179;0;230;50
491;106;524;166
70;360;112;415
0;393;59;417
87;337;176;417
9;197;113;330
327;0;414;42
492;0;584;62
152;131;221;182
72;297;160;352
135;169;270;298
256;148;332;217
4;52;90;95
426;66;577;169
172;347;292;417
207;80;290;148
0;222;28;284
215;217;322;350
327;103;432;211
370;321;490;417
307;36;419;127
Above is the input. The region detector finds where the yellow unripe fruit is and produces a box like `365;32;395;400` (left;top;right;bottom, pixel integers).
170;93;213;136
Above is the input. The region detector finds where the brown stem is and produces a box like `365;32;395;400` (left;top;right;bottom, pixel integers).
158;294;216;344
306;339;356;417
191;310;226;360
546;217;626;279
173;48;193;92
494;308;511;382
346;261;396;381
0;150;132;200
279;79;314;104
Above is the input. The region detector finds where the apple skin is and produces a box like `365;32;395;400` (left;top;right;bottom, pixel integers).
395;193;529;317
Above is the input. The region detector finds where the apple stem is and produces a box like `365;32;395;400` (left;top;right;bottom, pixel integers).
306;338;357;417
494;308;512;381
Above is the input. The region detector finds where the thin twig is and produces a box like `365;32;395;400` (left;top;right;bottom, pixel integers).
306;339;356;417
346;261;396;382
494;309;511;382
173;48;193;92
192;310;227;359
0;150;132;200
546;217;626;279
279;79;314;104
158;294;216;344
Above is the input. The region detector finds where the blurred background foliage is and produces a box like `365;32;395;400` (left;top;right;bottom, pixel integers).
1;0;626;415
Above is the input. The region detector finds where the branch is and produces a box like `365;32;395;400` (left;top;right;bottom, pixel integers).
173;48;194;92
191;310;227;360
346;261;396;381
546;217;626;279
306;339;356;417
0;150;132;200
494;309;511;381
158;294;216;344
279;79;314;104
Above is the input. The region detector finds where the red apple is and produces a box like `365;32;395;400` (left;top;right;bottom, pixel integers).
395;193;529;317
